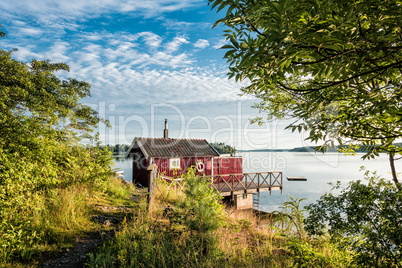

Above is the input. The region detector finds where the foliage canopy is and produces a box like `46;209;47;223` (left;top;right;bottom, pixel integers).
209;0;402;185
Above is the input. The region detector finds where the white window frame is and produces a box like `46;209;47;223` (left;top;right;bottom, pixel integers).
170;158;181;169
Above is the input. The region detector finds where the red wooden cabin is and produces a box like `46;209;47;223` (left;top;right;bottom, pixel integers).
125;120;243;187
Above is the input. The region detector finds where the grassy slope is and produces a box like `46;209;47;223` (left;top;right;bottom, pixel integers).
2;176;138;267
87;176;354;268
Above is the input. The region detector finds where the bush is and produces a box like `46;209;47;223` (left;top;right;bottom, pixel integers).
305;170;402;267
0;143;113;263
168;167;225;255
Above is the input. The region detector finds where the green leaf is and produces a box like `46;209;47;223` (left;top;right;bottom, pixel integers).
224;49;237;58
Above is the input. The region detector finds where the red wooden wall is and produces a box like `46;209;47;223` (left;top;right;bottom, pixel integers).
213;157;243;182
131;154;244;187
153;157;213;177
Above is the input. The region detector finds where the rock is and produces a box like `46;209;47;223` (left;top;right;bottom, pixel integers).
94;205;132;213
91;215;123;225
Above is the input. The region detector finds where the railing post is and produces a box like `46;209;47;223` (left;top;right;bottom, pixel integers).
270;173;272;196
147;164;158;211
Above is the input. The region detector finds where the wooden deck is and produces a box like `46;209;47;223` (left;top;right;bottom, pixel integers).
208;172;283;196
160;172;283;197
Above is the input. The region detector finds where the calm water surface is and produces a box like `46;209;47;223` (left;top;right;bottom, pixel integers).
114;152;400;212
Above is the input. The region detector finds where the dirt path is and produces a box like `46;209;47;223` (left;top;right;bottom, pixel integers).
40;205;130;267
41;229;116;268
40;187;142;267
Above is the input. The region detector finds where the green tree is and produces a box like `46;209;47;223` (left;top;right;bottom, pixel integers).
210;142;237;154
0;50;107;147
0;31;111;191
209;0;402;187
0;30;113;262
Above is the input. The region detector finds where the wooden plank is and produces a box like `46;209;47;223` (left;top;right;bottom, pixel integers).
287;177;307;181
211;182;281;196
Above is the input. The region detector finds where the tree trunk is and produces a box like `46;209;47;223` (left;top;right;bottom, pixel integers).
389;152;401;191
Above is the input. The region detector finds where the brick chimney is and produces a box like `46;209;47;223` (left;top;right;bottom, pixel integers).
164;119;168;139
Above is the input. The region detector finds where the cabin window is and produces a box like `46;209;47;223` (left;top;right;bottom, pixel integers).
170;158;181;169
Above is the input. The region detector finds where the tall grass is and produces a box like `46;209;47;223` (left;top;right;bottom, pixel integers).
88;211;214;267
105;177;133;200
35;186;95;243
0;186;98;264
153;178;185;205
0;175;136;266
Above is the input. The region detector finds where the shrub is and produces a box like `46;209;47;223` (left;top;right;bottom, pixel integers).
305;170;402;267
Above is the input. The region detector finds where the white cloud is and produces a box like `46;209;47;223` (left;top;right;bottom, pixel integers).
43;41;70;62
138;32;162;48
213;38;228;49
12;46;42;61
162;19;210;31
81;65;247;108
83;33;103;41
7;30;242;105
0;0;204;29
194;39;209;49
18;27;43;36
165;37;189;53
12;20;27;26
162;19;196;31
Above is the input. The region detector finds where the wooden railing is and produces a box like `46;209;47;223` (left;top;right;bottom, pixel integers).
206;172;283;196
158;172;283;196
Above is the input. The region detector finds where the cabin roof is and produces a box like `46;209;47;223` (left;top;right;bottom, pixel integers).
125;137;220;158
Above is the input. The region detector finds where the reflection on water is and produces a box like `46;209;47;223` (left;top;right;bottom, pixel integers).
113;152;400;212
113;157;132;183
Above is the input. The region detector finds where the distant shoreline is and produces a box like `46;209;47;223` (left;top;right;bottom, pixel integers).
237;149;291;152
237;145;401;153
238;146;321;153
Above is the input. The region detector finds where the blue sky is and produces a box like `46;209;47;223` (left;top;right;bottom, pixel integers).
0;0;311;150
